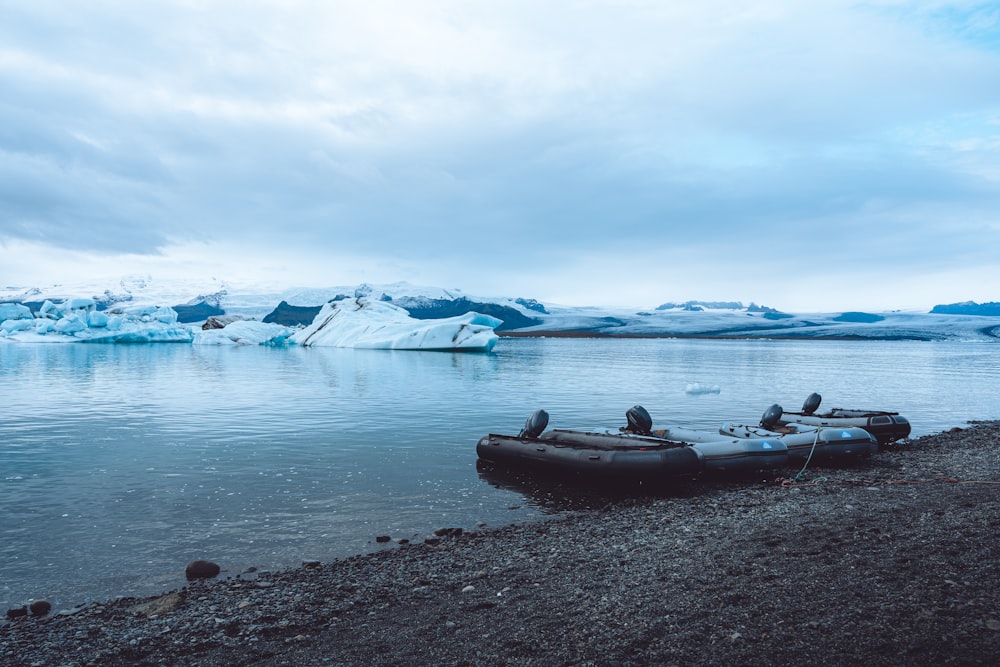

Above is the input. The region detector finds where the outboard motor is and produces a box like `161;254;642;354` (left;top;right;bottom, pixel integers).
518;409;549;439
801;392;822;415
760;404;784;430
625;405;653;435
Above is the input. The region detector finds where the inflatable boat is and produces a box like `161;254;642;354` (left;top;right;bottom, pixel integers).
476;408;789;480
760;393;911;444
618;404;874;466
719;420;878;462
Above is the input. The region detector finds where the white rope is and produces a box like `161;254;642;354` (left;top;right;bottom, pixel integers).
793;426;823;481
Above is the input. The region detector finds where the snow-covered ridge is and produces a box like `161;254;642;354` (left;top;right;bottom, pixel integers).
2;277;1000;344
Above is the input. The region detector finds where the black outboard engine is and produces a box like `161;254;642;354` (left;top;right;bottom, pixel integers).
801;392;822;415
760;404;783;430
625;405;653;435
518;409;549;439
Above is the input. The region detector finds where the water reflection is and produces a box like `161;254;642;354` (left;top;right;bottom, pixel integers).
475;461;705;513
2;337;998;610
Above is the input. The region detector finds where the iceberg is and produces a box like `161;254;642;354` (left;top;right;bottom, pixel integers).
0;299;193;343
1;318;35;334
291;297;501;351
0;302;32;322
2;289;501;350
193;320;295;346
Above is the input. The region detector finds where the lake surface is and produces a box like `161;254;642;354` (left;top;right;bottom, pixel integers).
2;337;998;610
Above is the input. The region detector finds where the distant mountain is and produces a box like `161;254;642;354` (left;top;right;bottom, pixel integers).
262;301;323;326
655;300;789;316
514;297;548;314
393;297;542;331
833;312;885;324
930;301;1000;316
656;300;745;311
173;301;225;324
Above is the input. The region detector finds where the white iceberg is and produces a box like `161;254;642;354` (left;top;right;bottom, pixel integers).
291;297;501;351
193;320;295;346
1;318;35;334
0;299;193;343
0;302;32;322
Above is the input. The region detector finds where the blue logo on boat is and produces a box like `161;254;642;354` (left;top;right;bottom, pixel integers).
841;430;852;439
761;441;772;449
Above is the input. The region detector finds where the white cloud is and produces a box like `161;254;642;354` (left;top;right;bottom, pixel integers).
1;1;999;310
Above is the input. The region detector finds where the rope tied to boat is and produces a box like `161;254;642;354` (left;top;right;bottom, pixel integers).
792;427;823;482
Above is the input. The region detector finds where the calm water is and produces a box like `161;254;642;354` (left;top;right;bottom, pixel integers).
2;338;998;609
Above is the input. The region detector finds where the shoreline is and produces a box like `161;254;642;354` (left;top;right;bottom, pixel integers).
497;330;951;341
3;423;999;666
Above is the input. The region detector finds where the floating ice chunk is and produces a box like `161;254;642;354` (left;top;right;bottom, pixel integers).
292;297;501;351
79;304;189;342
193;321;295;346
0;300;190;343
55;314;88;334
1;318;34;333
0;303;32;321
153;306;178;324
86;327;193;343
685;383;721;395
0;302;36;336
65;297;96;313
38;300;61;319
110;304;179;324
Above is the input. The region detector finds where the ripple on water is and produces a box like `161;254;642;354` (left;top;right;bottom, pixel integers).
1;338;998;609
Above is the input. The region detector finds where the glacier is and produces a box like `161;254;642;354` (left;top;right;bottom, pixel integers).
2;277;999;346
290;297;501;351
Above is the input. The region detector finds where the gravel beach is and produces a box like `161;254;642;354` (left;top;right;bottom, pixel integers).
3;423;998;666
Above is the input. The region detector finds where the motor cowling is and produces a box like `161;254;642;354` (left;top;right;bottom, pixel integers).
760;403;784;430
518;409;549;439
626;405;653;435
801;392;822;415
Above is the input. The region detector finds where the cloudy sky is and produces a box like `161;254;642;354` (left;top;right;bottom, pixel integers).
2;1;999;311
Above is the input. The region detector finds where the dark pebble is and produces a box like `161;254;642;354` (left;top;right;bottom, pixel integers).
29;600;51;617
5;607;27;621
185;559;221;580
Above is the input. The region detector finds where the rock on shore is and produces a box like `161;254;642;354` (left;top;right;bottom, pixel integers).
2;423;998;666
